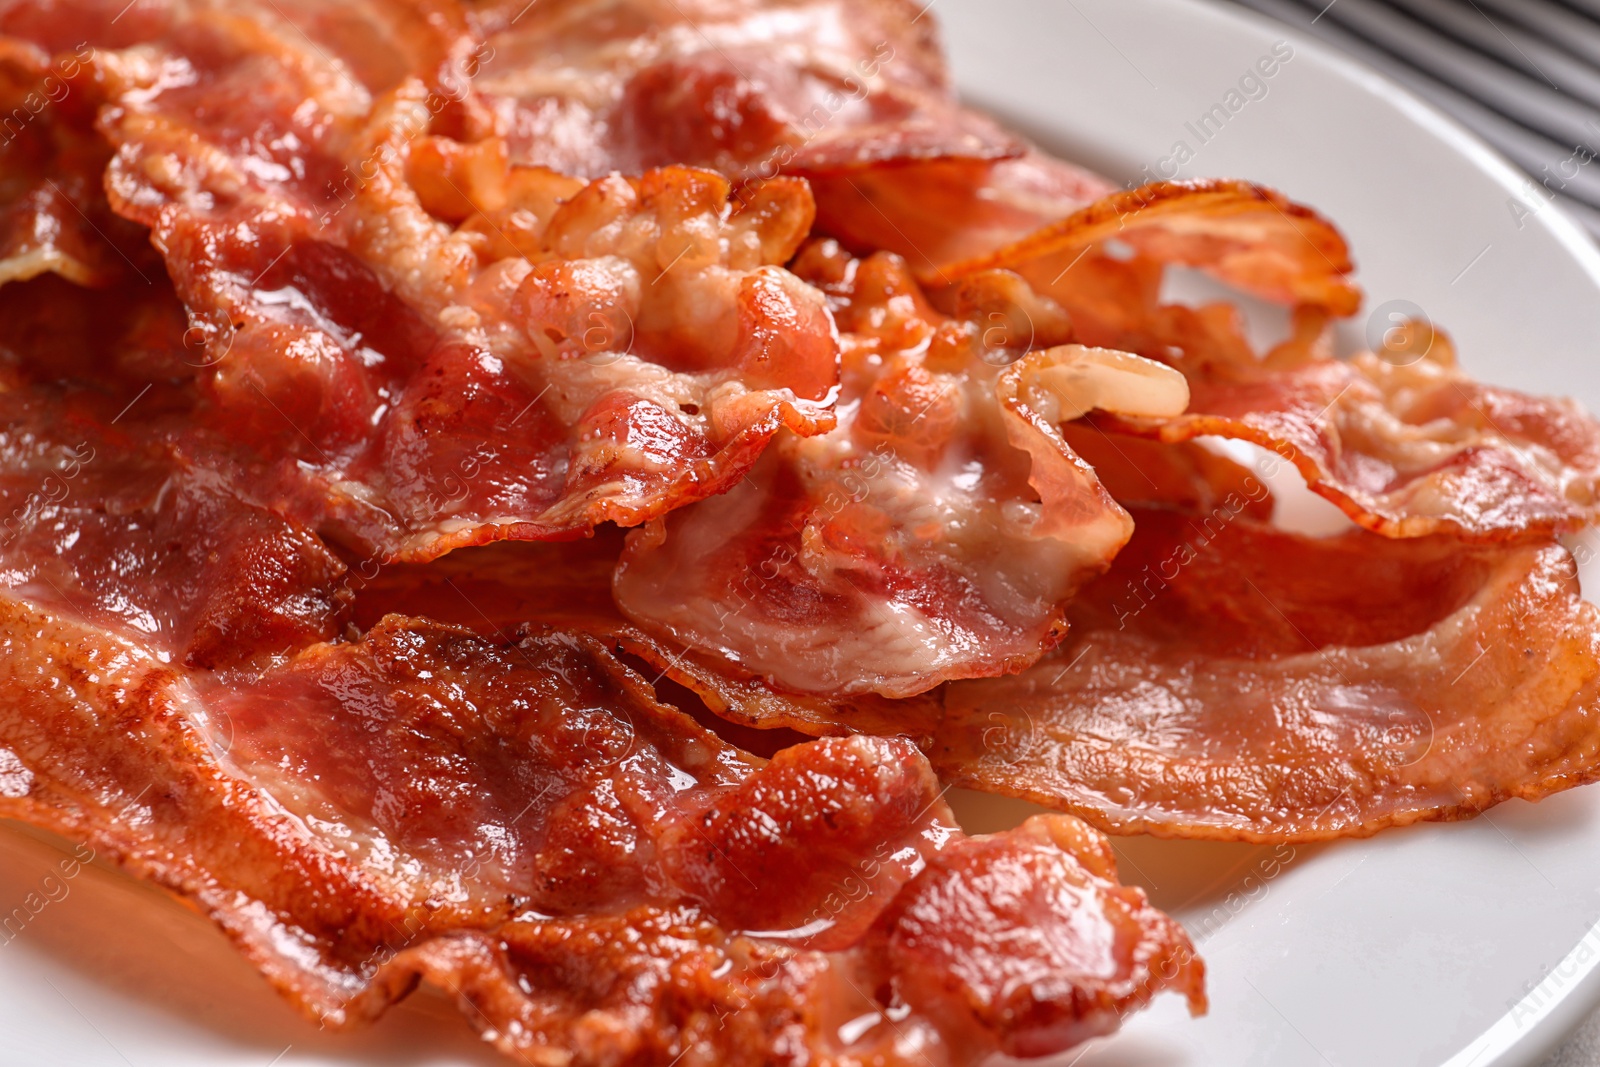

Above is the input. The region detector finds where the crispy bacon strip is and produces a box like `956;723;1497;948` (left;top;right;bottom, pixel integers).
346;157;839;558
614;242;1188;699
0;34;134;288
465;0;1115;271
0;593;1204;1061
932;508;1600;841
1100;335;1600;542
10;2;839;562
963;177;1600;541
942;178;1361;314
465;0;1018;178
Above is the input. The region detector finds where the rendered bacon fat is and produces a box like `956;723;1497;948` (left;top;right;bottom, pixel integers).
10;1;841;562
468;0;1116;271
0;591;1204;1062
933;508;1600;841
963;178;1600;540
1100;335;1600;542
614;241;1189;699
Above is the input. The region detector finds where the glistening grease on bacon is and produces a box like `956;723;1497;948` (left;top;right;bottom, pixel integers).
933;508;1600;841
0;388;351;668
464;0;1118;272
10;0;1600;1061
76;1;840;562
0;593;1205;1062
959;177;1600;540
614;240;1189;700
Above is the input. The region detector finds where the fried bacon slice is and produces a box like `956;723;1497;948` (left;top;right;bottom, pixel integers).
1;3;837;562
0;33;136;288
613;241;1189;700
932;507;1600;842
464;0;1018;178
341;157;837;558
960;177;1600;541
943;178;1362;315
465;0;1116;272
0;593;1204;1061
1100;333;1600;542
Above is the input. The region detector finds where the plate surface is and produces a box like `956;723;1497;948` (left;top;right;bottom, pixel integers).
6;2;1600;1065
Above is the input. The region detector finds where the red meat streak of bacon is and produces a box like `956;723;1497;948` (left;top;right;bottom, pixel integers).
0;395;1205;1059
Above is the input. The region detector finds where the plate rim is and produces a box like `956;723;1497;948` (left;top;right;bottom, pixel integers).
1200;0;1600;293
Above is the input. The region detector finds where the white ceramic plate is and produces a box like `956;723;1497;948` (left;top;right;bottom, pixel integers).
6;1;1600;1065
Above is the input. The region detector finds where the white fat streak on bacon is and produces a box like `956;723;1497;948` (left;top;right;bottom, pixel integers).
465;0;983;176
1115;338;1600;542
0;576;1202;1062
81;4;841;557
614;241;1189;698
935;511;1600;842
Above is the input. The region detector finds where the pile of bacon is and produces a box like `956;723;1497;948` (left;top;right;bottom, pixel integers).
3;0;1600;1062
